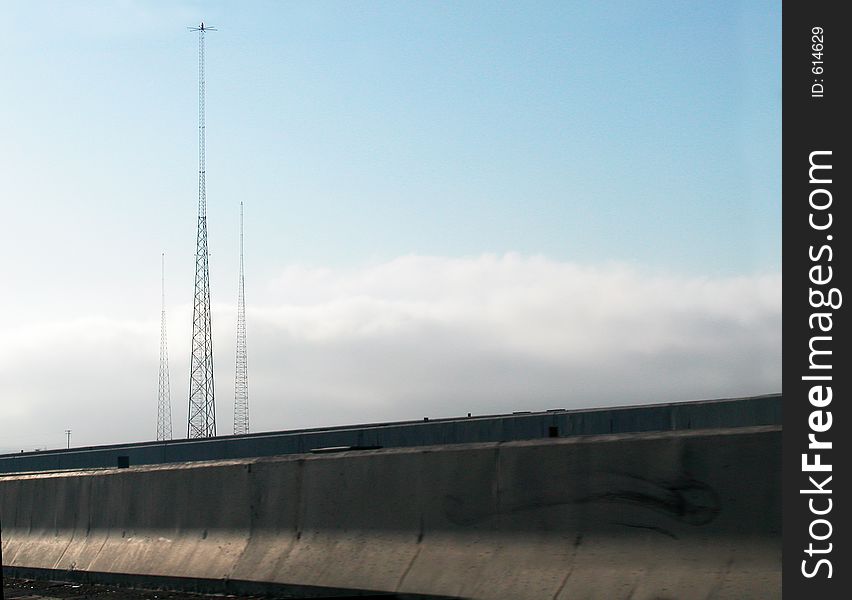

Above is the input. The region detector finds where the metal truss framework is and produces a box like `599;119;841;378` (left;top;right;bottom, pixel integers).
187;22;217;438
157;253;173;441
233;201;249;435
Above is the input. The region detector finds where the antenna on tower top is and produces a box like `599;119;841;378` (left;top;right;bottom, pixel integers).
187;22;217;439
188;22;217;32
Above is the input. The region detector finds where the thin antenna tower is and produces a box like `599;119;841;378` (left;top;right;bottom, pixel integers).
157;253;173;441
233;202;249;435
187;22;217;438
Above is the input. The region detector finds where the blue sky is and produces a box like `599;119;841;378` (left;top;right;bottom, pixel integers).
1;1;779;278
0;1;780;449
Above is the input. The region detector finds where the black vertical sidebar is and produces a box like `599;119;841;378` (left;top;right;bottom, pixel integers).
783;1;849;597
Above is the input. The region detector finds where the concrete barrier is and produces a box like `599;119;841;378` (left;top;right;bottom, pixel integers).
0;426;780;599
0;394;782;474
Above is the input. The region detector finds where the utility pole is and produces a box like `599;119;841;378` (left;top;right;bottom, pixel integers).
234;202;249;435
158;253;173;440
187;22;217;438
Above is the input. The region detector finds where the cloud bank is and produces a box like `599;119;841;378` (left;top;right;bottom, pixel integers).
0;254;780;451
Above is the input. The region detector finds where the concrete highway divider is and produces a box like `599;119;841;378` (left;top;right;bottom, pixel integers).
0;394;783;475
0;426;780;599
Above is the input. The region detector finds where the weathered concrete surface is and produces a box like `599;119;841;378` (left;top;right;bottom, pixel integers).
0;426;780;599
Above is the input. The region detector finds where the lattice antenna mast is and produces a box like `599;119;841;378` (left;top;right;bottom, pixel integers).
187;21;217;438
233;201;250;435
157;253;173;441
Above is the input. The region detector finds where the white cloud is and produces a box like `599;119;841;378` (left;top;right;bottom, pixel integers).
0;254;780;451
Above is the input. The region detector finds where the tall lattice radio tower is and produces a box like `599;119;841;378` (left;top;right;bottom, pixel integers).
157;253;173;440
233;201;250;435
187;22;217;438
